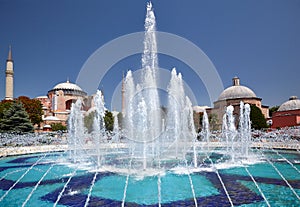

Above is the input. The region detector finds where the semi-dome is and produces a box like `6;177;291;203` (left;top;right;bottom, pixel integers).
218;77;257;101
278;96;300;111
53;80;83;91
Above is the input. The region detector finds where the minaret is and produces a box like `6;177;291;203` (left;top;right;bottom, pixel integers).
121;72;125;115
5;46;14;100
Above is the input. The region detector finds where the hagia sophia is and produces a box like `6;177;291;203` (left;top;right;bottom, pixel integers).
35;80;93;130
2;46;300;131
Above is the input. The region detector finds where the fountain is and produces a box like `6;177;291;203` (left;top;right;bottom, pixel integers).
0;2;300;206
66;2;196;173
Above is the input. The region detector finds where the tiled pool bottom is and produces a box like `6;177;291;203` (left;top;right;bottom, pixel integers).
0;151;299;206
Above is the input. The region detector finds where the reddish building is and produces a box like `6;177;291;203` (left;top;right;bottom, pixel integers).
35;80;94;131
272;96;300;128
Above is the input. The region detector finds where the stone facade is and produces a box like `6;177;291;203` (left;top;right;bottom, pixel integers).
207;77;269;129
36;80;94;130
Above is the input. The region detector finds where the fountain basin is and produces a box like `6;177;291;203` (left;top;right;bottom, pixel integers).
0;148;299;206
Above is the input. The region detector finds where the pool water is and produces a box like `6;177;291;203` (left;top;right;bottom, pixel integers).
0;150;299;206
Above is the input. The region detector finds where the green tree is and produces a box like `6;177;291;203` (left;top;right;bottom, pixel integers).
0;101;34;133
209;113;219;131
0;100;12;119
17;96;43;126
84;111;95;133
104;110;114;132
51;123;67;131
117;112;123;129
84;110;115;132
269;105;279;117
250;104;268;130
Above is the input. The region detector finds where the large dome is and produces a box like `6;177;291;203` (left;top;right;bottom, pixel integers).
48;80;87;96
278;96;300;111
218;77;257;101
53;80;83;91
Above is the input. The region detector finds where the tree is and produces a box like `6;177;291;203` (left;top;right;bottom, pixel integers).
0;100;12;119
0;101;34;133
117;112;123;129
84;111;95;133
104;110;114;132
250;104;268;130
0;97;42;129
84;110;115;132
17;96;43;126
51;123;67;131
209;113;219;131
269;106;279;117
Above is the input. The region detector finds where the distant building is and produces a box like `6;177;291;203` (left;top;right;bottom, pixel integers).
207;77;269;129
36;80;94;131
271;96;300;128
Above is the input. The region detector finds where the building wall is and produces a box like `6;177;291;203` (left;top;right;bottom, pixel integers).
48;90;84;112
40;89;88;129
208;98;269;129
272;109;300;128
261;106;269;119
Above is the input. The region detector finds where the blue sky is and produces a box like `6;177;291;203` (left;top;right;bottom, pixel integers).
0;0;299;110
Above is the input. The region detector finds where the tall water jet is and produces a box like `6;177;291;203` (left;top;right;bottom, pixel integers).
142;1;158;79
244;104;251;156
68;99;85;163
122;3;197;170
222;112;229;153
165;68;195;160
122;2;162;170
239;102;251;157
239;102;245;144
112;112;120;142
91;90;106;167
222;102;251;161
93;90;106;140
124;71;135;141
184;96;197;155
200;109;211;157
141;1;162;159
166;68;185;158
225;105;237;162
66;1;197;172
202;110;210;144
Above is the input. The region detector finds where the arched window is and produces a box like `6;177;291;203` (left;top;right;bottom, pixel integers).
66;99;76;110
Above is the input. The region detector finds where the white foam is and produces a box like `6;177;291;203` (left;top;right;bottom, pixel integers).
67;189;79;196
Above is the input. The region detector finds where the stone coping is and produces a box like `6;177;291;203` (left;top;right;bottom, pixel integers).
0;141;299;157
0;144;68;157
194;141;300;150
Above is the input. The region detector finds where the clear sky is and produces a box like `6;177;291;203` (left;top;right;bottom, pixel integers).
0;0;299;110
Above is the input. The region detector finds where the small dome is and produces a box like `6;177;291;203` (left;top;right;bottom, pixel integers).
218;86;257;100
218;77;257;101
53;80;83;91
278;96;300;111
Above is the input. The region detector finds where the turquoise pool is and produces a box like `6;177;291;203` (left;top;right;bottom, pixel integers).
0;150;299;206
